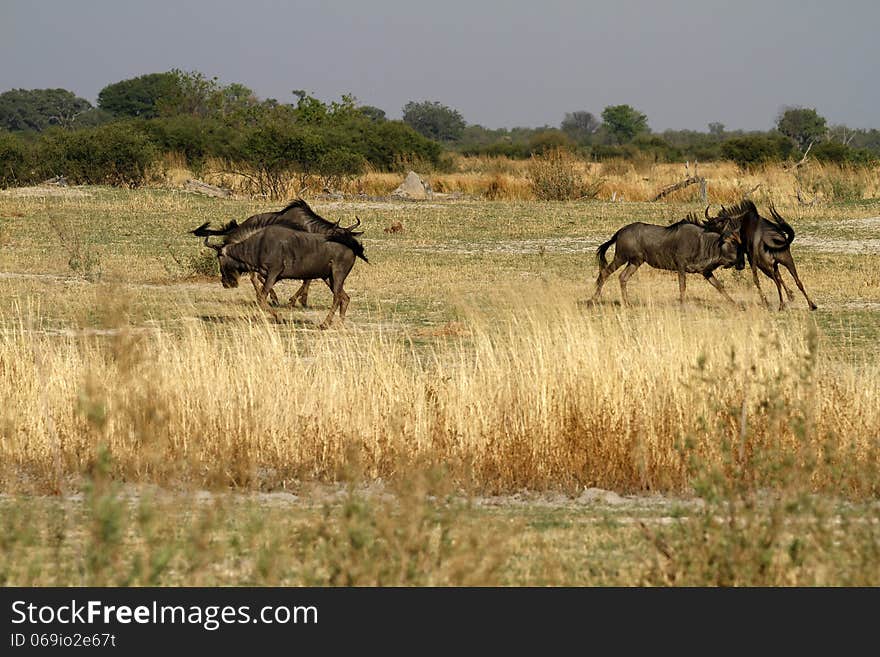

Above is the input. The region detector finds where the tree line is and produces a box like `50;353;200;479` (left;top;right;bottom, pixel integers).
0;71;441;190
1;70;878;189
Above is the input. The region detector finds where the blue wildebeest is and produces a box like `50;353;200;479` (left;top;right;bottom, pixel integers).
703;200;817;310
194;220;367;328
194;198;363;307
590;214;743;305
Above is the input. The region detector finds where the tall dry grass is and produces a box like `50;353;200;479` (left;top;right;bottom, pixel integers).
2;293;877;496
150;152;880;204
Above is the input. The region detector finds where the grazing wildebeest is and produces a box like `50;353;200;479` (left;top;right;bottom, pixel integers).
196;221;367;328
704;200;817;311
194;198;363;307
590;214;743;305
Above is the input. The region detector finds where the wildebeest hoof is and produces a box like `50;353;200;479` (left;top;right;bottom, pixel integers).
809;303;818;311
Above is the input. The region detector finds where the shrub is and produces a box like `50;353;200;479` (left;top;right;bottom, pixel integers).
38;123;158;187
720;134;793;169
143;116;235;174
811;141;850;164
0;132;34;187
527;147;601;201
316;148;366;190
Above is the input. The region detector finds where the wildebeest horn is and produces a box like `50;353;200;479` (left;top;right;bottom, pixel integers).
704;205;712;220
348;216;361;230
202;236;222;252
768;202;784;223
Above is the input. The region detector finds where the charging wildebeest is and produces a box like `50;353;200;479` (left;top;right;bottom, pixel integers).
704;200;817;310
590;214;743;305
193;198;363;307
195;220;367;328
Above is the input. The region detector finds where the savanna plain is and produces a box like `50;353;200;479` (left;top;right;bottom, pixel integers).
1;164;879;585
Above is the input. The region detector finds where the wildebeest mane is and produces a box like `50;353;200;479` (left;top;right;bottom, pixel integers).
666;212;706;231
715;199;759;221
193;198;367;260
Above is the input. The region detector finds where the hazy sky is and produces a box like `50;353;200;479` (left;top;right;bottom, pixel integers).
2;0;877;131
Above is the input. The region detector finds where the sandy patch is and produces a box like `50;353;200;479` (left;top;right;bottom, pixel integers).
795;235;880;254
0;185;93;198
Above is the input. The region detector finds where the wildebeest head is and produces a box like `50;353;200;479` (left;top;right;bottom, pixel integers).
201;236;243;288
718;228;743;269
702;209;746;270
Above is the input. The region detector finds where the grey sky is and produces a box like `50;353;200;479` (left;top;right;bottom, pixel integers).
2;0;877;131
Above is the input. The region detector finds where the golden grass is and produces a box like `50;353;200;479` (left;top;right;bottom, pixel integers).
147;152;880;204
2;292;877;496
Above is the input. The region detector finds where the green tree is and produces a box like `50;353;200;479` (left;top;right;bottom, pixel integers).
0;88;93;131
97;73;178;118
157;70;223;118
359;105;387;122
708;122;725;138
402;100;466;142
776;106;827;151
601;104;649;144
561;111;600;143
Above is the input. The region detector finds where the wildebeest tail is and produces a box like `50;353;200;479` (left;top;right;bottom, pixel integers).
765;218;795;251
329;233;369;263
190;220;239;237
596;230;620;267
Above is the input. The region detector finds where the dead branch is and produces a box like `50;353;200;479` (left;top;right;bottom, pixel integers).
743;183;762;199
652;176;706;202
652;160;707;202
785;141;814;171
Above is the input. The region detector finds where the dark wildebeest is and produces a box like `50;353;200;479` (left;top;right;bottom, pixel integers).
704;200;817;311
590;214;743;305
196;221;367;328
193;198;363;307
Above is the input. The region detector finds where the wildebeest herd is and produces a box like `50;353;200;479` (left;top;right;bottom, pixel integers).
192;199;367;328
191;197;814;327
590;199;816;309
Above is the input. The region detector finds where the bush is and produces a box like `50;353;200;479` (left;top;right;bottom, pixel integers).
38;123;158;186
720;134;793;169
0;132;35;187
527;148;601;201
143;116;236;173
527;130;571;156
811;141;850;164
316;148;366;190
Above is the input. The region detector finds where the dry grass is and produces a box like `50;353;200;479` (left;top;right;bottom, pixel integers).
1;294;877;496
146;152;880;205
1;187;879;585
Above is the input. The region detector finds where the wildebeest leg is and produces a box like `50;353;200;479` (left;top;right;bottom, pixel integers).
319;272;342;329
591;255;625;301
778;258;818;310
751;264;771;308
764;263;786;310
678;271;687;304
618;263;640;306
258;270;281;323
703;272;736;305
773;263;796;302
250;272;279;306
337;289;351;322
288;279;311;308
